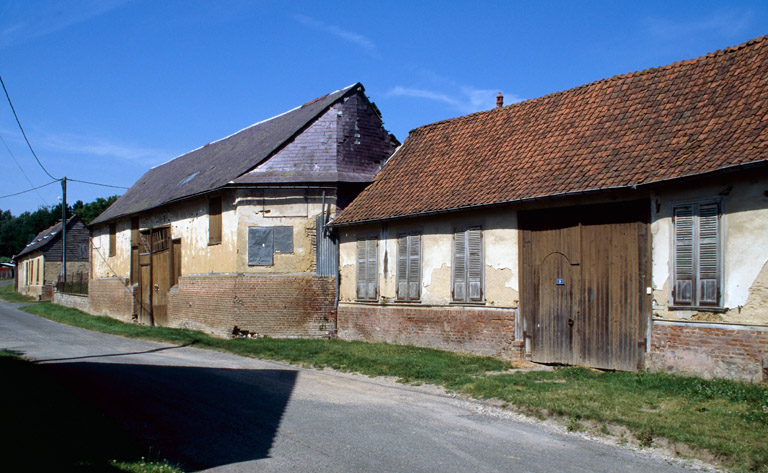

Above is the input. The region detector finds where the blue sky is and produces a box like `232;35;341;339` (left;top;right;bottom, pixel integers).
0;0;766;215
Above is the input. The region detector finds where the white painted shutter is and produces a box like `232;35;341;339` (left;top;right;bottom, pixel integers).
397;234;408;299
467;227;483;302
453;229;466;301
698;203;720;305
408;233;421;300
673;206;694;305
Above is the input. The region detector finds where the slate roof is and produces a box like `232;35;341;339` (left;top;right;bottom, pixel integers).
334;36;768;226
14;216;82;260
92;83;362;225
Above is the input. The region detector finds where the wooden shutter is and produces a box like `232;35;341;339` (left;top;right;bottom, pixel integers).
366;238;378;300
109;223;117;257
408;233;421;300
209;196;222;244
698;203;720;305
453;229;466;301
357;239;367;299
673;206;694;305
248;227;273;265
467;227;483;302
397;234;408;299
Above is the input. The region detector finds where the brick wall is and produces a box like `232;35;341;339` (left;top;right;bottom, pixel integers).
647;320;768;382
338;304;518;358
53;292;90;312
89;277;134;322
167;274;336;338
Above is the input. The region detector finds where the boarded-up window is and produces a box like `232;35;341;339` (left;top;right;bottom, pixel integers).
396;232;421;301
356;237;378;301
452;226;483;303
247;226;293;266
673;202;721;307
209;196;222;245
109;223;117;257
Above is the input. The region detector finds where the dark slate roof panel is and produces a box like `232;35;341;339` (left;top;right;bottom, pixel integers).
15;216;82;259
92;84;360;225
334;36;768;225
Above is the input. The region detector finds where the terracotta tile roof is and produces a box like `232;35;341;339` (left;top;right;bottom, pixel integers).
334;36;768;225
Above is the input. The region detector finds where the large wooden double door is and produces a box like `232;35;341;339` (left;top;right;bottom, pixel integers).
134;227;180;326
519;200;651;371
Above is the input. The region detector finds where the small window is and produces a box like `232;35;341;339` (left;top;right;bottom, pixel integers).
452;226;483;303
209;196;222;245
109;223;117;257
673;201;722;307
247;226;293;266
396;232;421;301
356;237;378;301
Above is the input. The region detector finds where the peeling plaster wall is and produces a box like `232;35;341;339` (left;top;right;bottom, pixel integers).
650;174;768;325
91;188;336;280
338;208;519;307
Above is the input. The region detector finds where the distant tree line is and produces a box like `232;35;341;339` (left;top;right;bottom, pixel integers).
0;195;117;261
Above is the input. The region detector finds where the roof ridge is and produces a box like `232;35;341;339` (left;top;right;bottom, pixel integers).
410;34;768;136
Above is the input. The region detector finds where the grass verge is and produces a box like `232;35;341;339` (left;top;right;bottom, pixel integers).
0;282;37;303
17;302;768;473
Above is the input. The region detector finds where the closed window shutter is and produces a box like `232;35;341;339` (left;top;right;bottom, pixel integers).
408;233;421;300
467;227;483;302
452;229;466;301
366;238;378;300
357;239;368;300
248;227;274;265
674;206;694;305
698;203;720;305
397;234;408;299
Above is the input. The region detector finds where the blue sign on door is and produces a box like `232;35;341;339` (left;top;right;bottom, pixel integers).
556;278;564;286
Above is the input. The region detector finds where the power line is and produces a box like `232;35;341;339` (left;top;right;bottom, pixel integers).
0;179;59;199
0;133;49;206
0;73;59;181
68;178;129;190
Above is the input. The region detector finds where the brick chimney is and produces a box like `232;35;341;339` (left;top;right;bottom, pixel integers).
496;92;503;108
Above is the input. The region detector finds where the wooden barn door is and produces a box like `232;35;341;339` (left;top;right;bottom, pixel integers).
520;200;650;371
137;227;175;326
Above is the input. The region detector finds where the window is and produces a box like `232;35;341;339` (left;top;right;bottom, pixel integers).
109;223;117;257
356;237;378;301
247;226;293;266
209;196;222;245
452;226;483;303
673;201;721;307
397;232;421;301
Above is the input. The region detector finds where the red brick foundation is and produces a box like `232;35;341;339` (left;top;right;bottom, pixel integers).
647;320;768;382
89;277;134;322
168;274;336;338
338;303;517;358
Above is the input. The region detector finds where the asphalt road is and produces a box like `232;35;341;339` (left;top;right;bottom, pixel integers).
0;300;710;473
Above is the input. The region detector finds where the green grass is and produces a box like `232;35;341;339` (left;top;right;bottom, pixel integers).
18;302;768;472
0;283;37;303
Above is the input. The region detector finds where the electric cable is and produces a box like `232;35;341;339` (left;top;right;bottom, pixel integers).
0;133;49;205
68;178;129;190
0;179;59;199
0;73;59;181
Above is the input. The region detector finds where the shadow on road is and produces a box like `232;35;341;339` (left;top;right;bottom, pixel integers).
1;356;297;472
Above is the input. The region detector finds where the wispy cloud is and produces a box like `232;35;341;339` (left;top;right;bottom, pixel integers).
645;9;752;40
388;86;522;114
294;14;378;57
0;0;129;48
40;132;170;167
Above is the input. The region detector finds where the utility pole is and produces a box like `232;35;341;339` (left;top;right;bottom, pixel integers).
61;176;66;283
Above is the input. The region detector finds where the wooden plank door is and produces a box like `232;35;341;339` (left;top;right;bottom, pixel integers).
535;252;580;364
520;200;650;371
139;257;152;325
